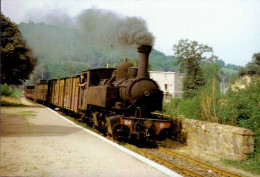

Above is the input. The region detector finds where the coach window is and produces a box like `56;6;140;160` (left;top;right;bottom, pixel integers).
79;74;88;87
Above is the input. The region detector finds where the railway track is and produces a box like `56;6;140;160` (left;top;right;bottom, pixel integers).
156;147;243;177
63;112;243;177
105;137;241;177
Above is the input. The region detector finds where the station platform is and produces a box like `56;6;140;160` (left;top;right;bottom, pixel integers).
0;98;180;177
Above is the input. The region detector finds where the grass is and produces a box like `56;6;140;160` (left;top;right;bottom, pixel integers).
20;111;37;117
1;96;25;107
222;158;260;175
221;67;238;74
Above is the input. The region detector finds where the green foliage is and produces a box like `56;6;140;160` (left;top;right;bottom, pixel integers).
173;39;218;99
201;62;221;81
1;84;14;96
162;97;201;120
225;63;240;70
149;50;178;71
182;66;206;99
173;39;218;72
162;98;182;117
177;96;201;120
163;55;259;173
216;59;225;67
218;78;260;157
238;53;260;76
221;67;238;74
1;13;37;85
223;158;260;175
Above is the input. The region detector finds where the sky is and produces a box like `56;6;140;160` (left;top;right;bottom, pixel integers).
2;0;260;66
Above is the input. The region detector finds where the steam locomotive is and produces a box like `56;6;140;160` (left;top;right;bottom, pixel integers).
24;45;171;141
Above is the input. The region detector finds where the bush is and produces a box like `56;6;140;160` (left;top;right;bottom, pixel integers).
163;98;182;117
218;78;260;160
178;96;201;120
1;83;14;96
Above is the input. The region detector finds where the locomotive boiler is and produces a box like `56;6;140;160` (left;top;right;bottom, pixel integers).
24;45;171;141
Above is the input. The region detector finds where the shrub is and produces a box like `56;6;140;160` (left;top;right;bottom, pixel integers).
218;77;260;159
177;96;201;120
1;83;14;96
163;98;182;117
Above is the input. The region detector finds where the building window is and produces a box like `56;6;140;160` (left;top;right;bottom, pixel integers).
164;84;168;91
164;74;167;79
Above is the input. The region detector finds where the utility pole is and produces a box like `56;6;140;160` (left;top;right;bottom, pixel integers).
42;65;44;80
69;63;71;77
65;44;74;77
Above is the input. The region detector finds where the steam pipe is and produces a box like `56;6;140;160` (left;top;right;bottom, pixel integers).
137;45;152;78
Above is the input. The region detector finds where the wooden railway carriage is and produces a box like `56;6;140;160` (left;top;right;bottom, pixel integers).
24;86;35;100
48;76;81;113
24;45;171;141
35;80;48;102
47;68;116;113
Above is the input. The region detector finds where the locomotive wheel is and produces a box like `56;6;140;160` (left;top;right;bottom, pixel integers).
112;125;130;141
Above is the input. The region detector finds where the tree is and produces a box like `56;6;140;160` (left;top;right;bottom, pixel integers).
252;53;260;75
1;13;37;85
216;59;225;67
173;39;218;99
238;53;260;76
26;65;50;85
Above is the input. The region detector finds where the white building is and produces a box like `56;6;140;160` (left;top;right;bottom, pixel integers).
149;71;185;98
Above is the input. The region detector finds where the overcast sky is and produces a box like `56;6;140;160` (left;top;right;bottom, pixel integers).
2;0;260;66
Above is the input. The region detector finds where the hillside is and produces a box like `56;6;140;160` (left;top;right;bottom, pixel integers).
18;22;178;82
19;22;239;84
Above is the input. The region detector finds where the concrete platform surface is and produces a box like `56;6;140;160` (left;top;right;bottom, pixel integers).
0;99;180;177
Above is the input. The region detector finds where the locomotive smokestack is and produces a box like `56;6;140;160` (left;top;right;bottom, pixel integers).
137;45;152;78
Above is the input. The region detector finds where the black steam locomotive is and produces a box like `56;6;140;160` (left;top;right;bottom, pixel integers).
24;45;171;141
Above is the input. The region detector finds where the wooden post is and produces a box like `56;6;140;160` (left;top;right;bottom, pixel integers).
69;63;71;77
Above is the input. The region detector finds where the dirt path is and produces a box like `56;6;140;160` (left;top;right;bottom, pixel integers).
0;98;178;177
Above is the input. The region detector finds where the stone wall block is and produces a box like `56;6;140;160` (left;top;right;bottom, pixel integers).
232;136;241;155
242;135;254;146
232;128;254;136
242;145;254;154
172;117;254;160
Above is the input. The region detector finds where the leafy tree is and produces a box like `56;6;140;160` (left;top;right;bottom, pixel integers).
216;59;225;67
26;65;51;85
1;13;37;85
173;39;218;99
226;64;240;70
252;53;260;75
253;53;260;65
238;53;260;76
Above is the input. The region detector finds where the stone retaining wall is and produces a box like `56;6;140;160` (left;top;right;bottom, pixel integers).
166;116;254;160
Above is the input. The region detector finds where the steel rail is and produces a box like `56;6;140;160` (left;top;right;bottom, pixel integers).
106;137;203;176
158;147;242;177
135;148;204;177
63;116;241;177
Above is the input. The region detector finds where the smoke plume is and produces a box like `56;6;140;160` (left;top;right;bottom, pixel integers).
20;8;155;70
76;8;154;48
